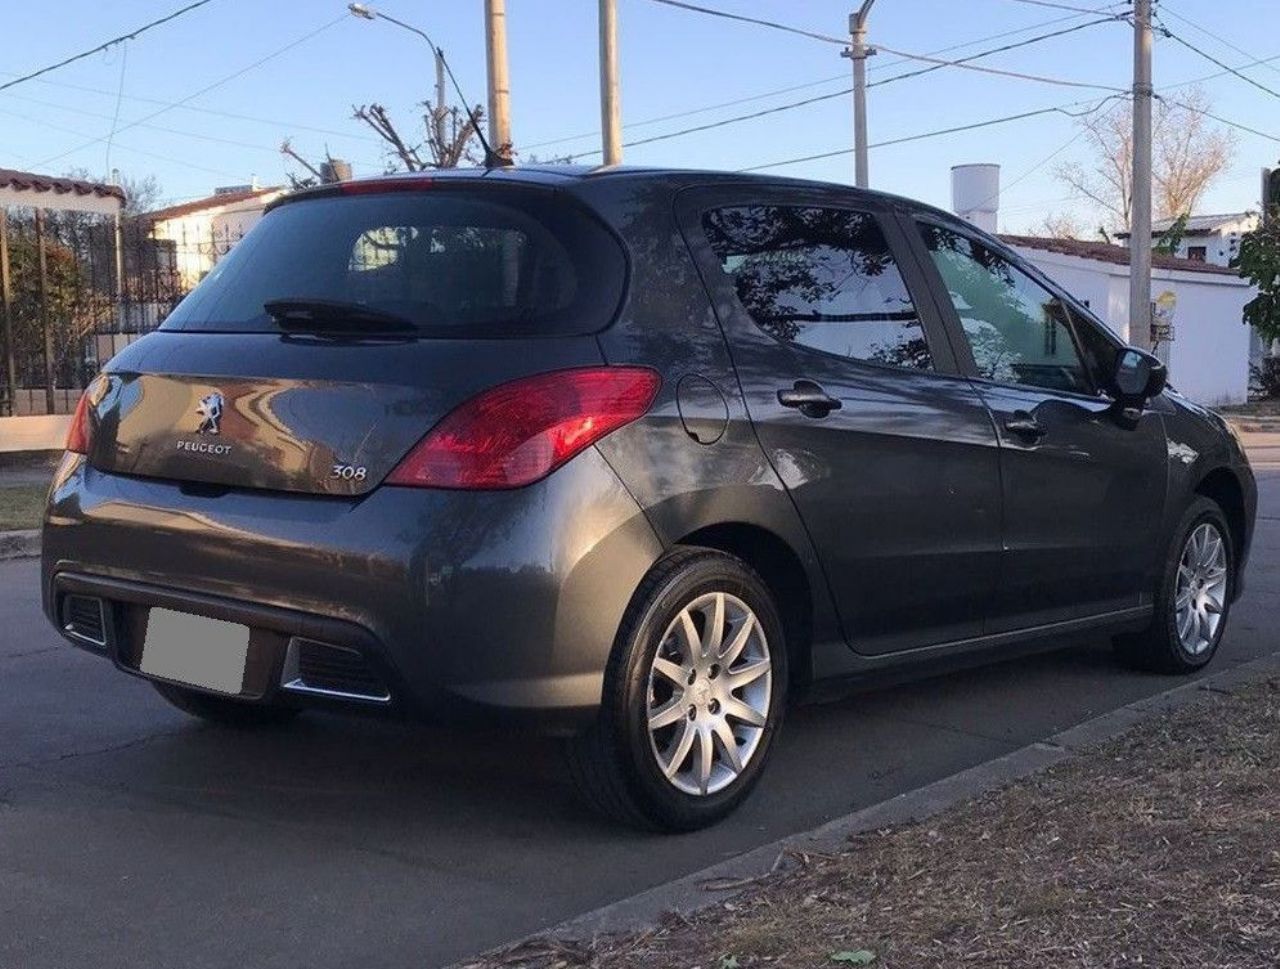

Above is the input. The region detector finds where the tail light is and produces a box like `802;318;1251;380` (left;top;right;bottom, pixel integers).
386;367;661;490
65;389;93;454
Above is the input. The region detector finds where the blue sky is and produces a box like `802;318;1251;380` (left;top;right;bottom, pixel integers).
2;0;1277;231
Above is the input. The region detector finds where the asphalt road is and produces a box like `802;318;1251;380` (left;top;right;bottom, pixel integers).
3;442;1278;969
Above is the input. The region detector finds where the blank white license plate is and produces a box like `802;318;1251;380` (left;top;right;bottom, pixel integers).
140;608;250;695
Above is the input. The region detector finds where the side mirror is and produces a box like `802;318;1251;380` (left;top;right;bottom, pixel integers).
1112;347;1167;406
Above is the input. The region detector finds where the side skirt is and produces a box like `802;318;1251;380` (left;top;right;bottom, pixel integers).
804;605;1153;700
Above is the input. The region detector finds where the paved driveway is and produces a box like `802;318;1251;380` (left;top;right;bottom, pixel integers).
3;446;1278;969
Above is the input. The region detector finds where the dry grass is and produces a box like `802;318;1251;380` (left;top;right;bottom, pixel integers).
0;484;46;531
471;678;1280;969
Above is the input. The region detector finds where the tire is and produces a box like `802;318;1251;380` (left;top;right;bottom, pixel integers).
566;547;789;832
152;682;302;728
1114;496;1235;674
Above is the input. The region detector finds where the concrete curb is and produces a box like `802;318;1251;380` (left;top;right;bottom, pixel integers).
0;530;40;560
537;650;1280;947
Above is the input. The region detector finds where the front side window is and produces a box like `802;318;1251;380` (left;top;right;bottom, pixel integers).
703;205;931;371
919;223;1094;394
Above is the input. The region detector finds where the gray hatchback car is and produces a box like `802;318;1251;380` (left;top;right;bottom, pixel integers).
44;167;1256;830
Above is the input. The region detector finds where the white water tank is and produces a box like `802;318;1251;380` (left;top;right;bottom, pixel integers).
951;164;1000;233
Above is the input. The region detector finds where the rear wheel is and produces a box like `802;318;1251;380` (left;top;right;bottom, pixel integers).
567;548;788;831
152;682;301;728
1114;497;1234;673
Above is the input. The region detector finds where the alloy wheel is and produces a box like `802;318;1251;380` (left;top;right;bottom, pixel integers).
646;591;772;796
1174;521;1228;656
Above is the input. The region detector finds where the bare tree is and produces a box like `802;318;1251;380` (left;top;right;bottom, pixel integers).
352;101;486;172
279;139;326;189
1055;89;1235;230
64;168;162;216
1033;212;1088;240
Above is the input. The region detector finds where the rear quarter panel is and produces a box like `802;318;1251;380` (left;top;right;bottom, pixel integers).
571;177;846;680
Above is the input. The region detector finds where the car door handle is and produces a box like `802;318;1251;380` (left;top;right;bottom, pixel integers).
777;381;842;418
1004;412;1046;440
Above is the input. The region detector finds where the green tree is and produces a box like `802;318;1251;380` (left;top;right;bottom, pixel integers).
1237;208;1280;345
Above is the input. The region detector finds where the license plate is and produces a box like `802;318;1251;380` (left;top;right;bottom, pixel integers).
140;608;250;695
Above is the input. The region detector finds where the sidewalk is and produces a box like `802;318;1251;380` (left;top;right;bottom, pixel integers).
472;666;1280;969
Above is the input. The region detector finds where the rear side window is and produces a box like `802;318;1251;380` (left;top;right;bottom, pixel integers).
162;187;625;336
702;205;931;371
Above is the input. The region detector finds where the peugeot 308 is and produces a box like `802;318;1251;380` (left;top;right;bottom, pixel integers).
44;168;1256;830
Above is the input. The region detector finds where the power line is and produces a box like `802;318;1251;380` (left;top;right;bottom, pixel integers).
1163;97;1280;144
521;74;849;152
739;96;1121;173
4;90;288;154
873;43;1126;92
1157;24;1280;101
525;5;1125;153
31;15;346;170
562;18;1124;161
1158;2;1280;77
104;41;129;175
642;0;844;45
0;73;380;144
1005;0;1120;13
868;16;1124;89
1162;50;1280;94
563;87;854;160
0;0;219;94
0;106;247;179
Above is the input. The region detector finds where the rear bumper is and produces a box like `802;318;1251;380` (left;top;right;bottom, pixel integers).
42;449;663;725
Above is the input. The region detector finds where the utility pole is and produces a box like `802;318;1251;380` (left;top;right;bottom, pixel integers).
843;1;877;189
599;0;623;166
1128;0;1154;352
434;48;447;152
484;0;513;162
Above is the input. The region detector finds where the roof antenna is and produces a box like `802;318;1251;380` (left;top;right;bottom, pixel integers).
436;46;503;168
348;4;506;169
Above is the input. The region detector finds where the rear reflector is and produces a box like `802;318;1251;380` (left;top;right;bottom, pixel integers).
386;367;660;490
65;389;92;454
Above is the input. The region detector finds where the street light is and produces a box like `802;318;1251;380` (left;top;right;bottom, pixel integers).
346;3;507;167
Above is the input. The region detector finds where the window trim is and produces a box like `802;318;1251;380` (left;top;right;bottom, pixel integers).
674;184;962;377
908;215;1119;401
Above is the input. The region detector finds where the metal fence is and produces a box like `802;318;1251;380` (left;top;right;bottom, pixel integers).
0;210;236;416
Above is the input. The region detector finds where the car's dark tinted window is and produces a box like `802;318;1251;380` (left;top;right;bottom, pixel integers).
162;188;625;336
919;222;1095;395
703;206;931;371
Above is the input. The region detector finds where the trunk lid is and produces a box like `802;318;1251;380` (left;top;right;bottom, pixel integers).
82;178;625;496
88;332;606;496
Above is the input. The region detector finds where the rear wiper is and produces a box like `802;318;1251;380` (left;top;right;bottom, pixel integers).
263;298;416;332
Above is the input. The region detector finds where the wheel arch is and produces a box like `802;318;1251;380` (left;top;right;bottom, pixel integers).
1193;466;1246;575
676;521;814;691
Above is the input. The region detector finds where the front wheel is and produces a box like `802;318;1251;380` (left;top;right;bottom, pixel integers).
567;548;788;831
1114;496;1234;674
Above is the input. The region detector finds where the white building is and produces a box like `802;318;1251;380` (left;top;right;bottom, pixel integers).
146;182;285;287
948;164;1257;406
1005;234;1254;406
1118;212;1259;268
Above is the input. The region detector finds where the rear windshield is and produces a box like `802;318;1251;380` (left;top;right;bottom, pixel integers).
161;186;626;336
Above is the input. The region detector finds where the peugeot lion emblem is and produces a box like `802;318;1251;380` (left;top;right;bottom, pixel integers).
195;392;224;435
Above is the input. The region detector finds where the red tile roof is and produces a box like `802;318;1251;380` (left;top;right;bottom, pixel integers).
0;167;126;204
1001;234;1239;276
145;186;282;223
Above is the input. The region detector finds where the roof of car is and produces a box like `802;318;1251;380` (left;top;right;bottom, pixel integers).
279;164;945;217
